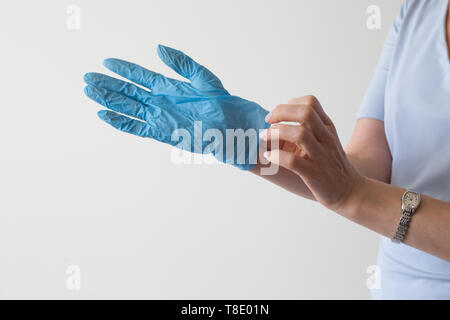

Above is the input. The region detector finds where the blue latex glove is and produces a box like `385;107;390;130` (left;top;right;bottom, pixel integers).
84;45;269;170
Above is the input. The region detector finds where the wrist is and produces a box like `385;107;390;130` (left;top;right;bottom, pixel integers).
334;174;372;221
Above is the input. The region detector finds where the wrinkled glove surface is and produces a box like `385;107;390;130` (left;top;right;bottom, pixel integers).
84;45;269;170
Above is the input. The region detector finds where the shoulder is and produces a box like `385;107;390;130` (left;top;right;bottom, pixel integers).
394;0;446;30
401;0;446;17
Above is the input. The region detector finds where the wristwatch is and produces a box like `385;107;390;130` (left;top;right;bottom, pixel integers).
392;190;421;244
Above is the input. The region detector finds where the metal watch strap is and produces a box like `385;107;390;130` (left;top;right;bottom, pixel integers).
392;208;413;244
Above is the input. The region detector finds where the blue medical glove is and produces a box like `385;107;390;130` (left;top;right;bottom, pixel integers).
84;45;269;170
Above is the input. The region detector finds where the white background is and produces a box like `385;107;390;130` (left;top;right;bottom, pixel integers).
0;0;401;299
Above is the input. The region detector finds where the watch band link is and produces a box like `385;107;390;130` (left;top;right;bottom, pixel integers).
392;210;412;244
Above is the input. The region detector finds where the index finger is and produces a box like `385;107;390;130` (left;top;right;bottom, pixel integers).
103;58;196;96
288;95;332;126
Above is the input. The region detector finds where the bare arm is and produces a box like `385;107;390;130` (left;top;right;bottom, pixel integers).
345;177;450;262
252;118;392;198
340;120;450;261
345;119;391;183
253;96;450;262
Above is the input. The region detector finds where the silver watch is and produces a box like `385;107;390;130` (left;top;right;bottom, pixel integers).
392;190;421;244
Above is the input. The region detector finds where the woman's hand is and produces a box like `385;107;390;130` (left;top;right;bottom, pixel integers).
261;95;367;213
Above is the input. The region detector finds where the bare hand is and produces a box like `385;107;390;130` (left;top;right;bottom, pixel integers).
261;95;366;212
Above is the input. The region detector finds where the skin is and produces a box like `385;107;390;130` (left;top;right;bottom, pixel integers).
252;93;450;262
250;6;450;262
88;6;450;261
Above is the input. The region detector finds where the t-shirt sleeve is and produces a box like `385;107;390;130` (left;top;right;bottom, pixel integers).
357;0;410;121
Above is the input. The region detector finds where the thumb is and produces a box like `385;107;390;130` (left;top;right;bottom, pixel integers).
157;44;228;94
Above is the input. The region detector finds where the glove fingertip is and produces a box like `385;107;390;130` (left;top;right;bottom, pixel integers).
97;110;111;121
98;109;122;123
83;85;91;96
157;44;191;80
103;58;121;71
157;44;172;63
83;73;92;83
157;44;175;55
84;85;102;100
157;43;166;53
84;84;105;97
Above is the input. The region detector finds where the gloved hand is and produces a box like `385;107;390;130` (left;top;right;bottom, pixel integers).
84;45;269;170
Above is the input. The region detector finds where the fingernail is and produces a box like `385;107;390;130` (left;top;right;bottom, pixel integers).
259;129;267;140
265;112;272;123
300;149;307;158
263;151;271;160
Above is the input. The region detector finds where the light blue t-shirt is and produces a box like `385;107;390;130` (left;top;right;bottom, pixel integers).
358;0;450;299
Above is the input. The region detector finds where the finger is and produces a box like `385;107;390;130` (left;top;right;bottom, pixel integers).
103;58;197;96
261;124;320;158
263;149;312;178
267;104;329;142
84;73;191;111
97;110;159;139
85;85;161;122
157;44;228;94
84;72;152;105
287;95;332;126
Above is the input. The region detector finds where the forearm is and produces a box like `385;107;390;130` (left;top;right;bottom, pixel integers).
346;152;391;183
341;177;450;262
345;119;392;183
251;153;376;201
251;163;315;200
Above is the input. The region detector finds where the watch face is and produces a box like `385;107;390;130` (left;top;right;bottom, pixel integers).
403;191;420;209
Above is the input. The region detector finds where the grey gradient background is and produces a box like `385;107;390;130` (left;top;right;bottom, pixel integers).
0;0;401;299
